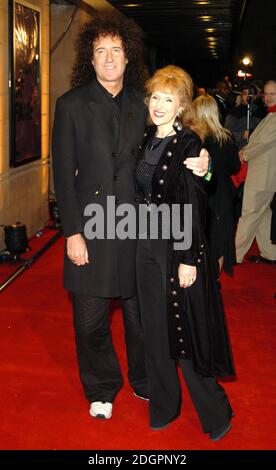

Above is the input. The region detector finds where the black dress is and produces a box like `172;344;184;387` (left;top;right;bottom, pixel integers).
136;125;235;431
204;135;240;275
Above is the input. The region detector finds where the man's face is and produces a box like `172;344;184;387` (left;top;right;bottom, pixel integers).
263;82;276;108
241;88;255;104
92;35;128;90
217;83;230;99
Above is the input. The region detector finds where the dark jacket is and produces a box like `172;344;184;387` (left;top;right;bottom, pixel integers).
52;79;147;297
204;134;240;275
225;103;263;149
214;94;230;126
137;126;235;377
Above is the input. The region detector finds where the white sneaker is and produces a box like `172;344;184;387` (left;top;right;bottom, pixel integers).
89;401;113;419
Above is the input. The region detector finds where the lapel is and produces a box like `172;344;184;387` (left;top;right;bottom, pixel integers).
216;94;227;110
250;113;273;141
86;80;114;149
118;87;143;156
136;125;156;164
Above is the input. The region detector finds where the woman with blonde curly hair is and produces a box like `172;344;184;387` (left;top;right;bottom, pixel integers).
136;66;235;441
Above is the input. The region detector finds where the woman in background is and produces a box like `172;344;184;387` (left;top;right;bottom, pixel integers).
194;95;240;275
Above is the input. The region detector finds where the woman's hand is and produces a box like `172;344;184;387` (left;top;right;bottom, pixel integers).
178;263;197;288
66;233;89;266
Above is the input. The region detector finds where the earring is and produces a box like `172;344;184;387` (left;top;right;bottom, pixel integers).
175;110;183;131
174;119;182;131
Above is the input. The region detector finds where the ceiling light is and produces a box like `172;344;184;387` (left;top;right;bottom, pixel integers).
199;16;212;21
242;56;251;65
123;3;142;6
205;28;215;33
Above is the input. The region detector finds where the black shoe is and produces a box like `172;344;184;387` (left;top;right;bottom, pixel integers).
133;392;149;401
209;423;232;442
248;255;276;265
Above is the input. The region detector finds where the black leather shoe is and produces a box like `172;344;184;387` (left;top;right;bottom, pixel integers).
248;255;276;265
210;423;232;442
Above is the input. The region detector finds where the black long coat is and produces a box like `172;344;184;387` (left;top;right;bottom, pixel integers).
137;126;235;377
52;80;147;297
204;135;240;275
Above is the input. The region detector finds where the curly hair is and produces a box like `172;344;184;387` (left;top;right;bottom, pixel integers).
144;65;204;139
70;11;149;91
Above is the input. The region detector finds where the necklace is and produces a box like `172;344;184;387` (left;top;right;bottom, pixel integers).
148;129;175;151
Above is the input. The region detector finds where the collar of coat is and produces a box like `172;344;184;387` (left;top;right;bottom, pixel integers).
86;78;143;105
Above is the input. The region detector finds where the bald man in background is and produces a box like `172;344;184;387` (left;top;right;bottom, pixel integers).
235;80;276;264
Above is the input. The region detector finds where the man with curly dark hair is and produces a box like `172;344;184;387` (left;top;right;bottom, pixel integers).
70;11;148;91
52;11;209;420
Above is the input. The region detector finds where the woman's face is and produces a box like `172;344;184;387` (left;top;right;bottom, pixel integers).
149;90;181;130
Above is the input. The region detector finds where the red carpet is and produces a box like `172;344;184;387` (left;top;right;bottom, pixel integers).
0;227;57;285
0;231;275;450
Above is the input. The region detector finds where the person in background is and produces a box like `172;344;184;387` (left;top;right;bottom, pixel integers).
52;12;210;421
197;87;206;96
136;65;235;441
236;80;276;265
252;80;267;119
194;94;240;275
224;84;263;222
225;83;263;150
214;79;231;125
